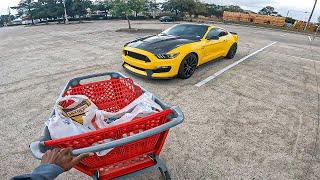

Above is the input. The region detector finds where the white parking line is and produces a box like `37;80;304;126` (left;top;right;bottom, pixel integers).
195;41;278;87
280;33;287;37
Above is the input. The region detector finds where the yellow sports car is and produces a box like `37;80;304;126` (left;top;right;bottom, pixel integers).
122;24;238;79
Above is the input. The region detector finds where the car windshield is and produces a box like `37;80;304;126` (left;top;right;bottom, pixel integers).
161;24;209;40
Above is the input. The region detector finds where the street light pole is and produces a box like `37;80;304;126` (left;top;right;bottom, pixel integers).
304;0;318;31
63;0;69;24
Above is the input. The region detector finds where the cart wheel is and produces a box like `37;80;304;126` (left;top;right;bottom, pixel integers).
159;168;171;180
92;171;99;180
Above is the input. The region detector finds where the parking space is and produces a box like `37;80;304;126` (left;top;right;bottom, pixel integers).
1;20;320;179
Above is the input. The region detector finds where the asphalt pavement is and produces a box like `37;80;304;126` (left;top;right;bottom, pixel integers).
0;20;320;179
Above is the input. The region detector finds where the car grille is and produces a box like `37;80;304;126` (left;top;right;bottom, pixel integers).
124;62;146;72
124;50;151;62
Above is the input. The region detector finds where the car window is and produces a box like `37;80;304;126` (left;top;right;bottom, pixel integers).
219;30;228;37
161;24;209;40
206;28;221;39
206;28;228;39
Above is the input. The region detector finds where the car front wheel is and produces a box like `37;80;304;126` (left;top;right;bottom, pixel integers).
178;53;198;79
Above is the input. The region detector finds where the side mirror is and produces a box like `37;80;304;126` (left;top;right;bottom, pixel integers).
207;35;219;40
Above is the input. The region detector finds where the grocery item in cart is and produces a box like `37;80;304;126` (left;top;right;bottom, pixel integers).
100;91;163;125
46;95;106;139
46;92;162;139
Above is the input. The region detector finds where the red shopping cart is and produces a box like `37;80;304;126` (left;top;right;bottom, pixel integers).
30;72;184;180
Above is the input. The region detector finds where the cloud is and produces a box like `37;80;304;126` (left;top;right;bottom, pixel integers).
206;0;276;9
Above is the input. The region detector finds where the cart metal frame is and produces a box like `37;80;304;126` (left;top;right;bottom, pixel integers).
30;72;184;180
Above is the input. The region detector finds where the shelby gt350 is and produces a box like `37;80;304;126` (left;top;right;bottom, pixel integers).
122;24;238;79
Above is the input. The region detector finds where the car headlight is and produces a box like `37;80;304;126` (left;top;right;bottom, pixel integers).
156;53;180;59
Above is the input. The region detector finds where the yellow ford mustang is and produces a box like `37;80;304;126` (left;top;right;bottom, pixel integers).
122;24;238;79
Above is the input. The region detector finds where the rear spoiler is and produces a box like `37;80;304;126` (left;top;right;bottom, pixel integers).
230;32;237;35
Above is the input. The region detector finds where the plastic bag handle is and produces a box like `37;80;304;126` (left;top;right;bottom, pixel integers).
29;106;183;159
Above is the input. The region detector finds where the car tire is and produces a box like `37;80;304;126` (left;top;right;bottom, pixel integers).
178;53;198;79
226;43;237;59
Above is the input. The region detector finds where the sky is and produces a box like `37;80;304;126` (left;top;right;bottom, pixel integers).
207;0;320;22
0;0;319;22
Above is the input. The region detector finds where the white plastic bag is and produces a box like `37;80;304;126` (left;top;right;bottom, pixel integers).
97;92;162;125
46;95;113;156
46;95;108;139
46;92;162;156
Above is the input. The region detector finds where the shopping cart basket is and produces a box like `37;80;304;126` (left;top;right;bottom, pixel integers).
30;72;184;180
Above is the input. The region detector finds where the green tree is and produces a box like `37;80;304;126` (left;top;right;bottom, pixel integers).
163;0;209;20
128;0;147;17
225;5;243;13
0;16;3;26
32;1;48;23
259;6;277;16
28;0;64;24
17;0;36;25
193;1;207;16
146;0;160;18
162;0;200;19
91;0;113;17
205;4;224;17
65;0;75;18
0;17;3;26
72;0;92;22
111;0;133;28
184;0;198;20
162;0;183;17
285;17;296;24
0;14;14;25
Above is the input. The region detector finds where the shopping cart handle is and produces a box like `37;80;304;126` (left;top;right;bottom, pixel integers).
30;106;183;159
68;72;125;87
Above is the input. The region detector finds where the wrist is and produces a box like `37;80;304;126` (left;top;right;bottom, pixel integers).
33;163;65;179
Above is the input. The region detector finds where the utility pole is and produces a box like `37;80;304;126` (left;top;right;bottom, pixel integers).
8;7;11;24
304;0;318;31
63;0;69;24
152;0;156;19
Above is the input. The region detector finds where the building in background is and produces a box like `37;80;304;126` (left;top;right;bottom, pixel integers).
223;11;285;27
293;21;318;32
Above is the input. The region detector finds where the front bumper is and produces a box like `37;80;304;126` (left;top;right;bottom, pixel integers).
122;47;181;79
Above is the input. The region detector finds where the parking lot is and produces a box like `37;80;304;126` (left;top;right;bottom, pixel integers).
1;20;320;179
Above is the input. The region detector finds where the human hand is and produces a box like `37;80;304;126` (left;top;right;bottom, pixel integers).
41;148;90;171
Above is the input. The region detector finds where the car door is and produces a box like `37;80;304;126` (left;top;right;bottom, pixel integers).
217;30;232;55
201;28;225;64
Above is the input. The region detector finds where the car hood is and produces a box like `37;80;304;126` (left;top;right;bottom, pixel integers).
125;35;196;55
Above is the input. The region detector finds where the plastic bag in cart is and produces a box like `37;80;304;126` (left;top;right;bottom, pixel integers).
46;92;162;156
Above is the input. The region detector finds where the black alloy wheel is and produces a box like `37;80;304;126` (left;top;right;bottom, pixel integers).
178;53;198;79
226;43;237;59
